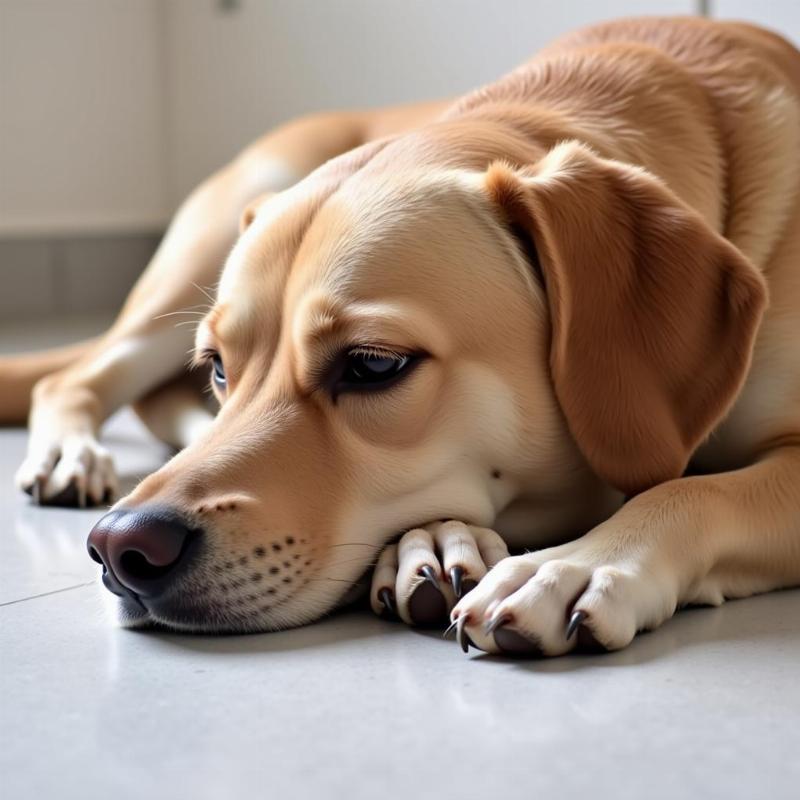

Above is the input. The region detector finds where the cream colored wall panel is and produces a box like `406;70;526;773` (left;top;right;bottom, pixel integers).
713;0;799;45
164;0;696;206
0;0;166;233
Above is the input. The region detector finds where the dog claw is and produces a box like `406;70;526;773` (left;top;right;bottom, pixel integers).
419;564;439;587
449;566;464;598
483;614;510;637
566;609;588;640
456;615;471;653
443;618;458;639
408;571;447;627
31;477;43;506
378;587;396;616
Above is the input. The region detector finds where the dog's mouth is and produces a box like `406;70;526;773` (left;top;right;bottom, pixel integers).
109;557;374;634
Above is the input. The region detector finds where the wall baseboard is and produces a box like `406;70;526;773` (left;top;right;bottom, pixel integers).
0;232;163;320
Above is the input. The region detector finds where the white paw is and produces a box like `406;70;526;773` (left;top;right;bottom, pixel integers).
451;541;678;656
369;520;509;626
15;433;118;507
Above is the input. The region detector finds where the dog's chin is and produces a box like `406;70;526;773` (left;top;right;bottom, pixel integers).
115;596;156;629
111;576;370;635
113;596;297;634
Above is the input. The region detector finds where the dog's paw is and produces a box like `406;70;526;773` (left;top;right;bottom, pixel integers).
369;521;509;627
15;433;118;508
450;542;678;656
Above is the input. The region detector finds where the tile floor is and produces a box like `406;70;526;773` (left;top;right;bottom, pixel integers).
2;320;799;800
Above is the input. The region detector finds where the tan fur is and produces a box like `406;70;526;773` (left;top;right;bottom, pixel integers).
4;17;799;650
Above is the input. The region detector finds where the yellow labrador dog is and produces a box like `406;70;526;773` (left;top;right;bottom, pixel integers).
3;17;799;655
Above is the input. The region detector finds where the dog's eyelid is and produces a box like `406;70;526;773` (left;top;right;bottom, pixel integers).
324;346;428;402
322;342;420;378
192;346;219;368
347;344;412;360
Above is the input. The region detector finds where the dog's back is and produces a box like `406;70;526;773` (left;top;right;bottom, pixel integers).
454;17;800;269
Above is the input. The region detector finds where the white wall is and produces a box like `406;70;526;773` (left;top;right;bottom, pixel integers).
163;0;694;205
712;0;799;44
0;0;167;234
3;0;799;235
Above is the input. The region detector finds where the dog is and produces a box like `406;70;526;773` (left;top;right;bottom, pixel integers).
2;16;799;656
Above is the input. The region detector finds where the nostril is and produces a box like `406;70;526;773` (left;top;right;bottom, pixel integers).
86;507;200;597
119;549;179;581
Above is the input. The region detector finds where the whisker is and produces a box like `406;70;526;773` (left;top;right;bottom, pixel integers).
192;282;217;304
324;555;381;570
153;310;207;321
153;302;211;322
329;542;383;549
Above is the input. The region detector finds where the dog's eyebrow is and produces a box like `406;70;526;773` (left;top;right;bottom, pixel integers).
304;308;346;344
206;305;226;338
297;302;431;372
193;304;228;360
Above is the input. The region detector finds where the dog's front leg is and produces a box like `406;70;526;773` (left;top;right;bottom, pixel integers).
451;444;800;656
14;150;267;506
16;323;193;506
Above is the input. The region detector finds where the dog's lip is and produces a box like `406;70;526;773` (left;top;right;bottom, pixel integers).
100;567;147;610
108;543;380;633
115;592;152;628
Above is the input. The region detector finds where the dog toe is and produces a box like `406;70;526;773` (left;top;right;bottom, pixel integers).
17;435;117;508
370;522;513;632
407;575;449;626
395;528;453;626
451;544;680;657
492;624;544;656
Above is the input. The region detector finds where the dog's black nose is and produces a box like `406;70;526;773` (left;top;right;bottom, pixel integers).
87;508;198;597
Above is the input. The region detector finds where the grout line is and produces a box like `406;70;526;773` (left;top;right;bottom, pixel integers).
0;581;96;608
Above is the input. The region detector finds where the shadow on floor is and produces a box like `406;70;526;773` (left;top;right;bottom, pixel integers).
130;587;800;668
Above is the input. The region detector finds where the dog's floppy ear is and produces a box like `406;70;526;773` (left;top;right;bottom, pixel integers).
485;142;767;495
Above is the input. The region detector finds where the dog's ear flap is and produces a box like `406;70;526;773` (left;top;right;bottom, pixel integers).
239;192;276;234
484;142;767;495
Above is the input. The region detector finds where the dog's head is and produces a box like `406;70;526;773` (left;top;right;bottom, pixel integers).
88;140;766;632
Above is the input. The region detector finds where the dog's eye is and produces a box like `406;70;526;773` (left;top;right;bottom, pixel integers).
337;349;414;392
211;354;226;388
